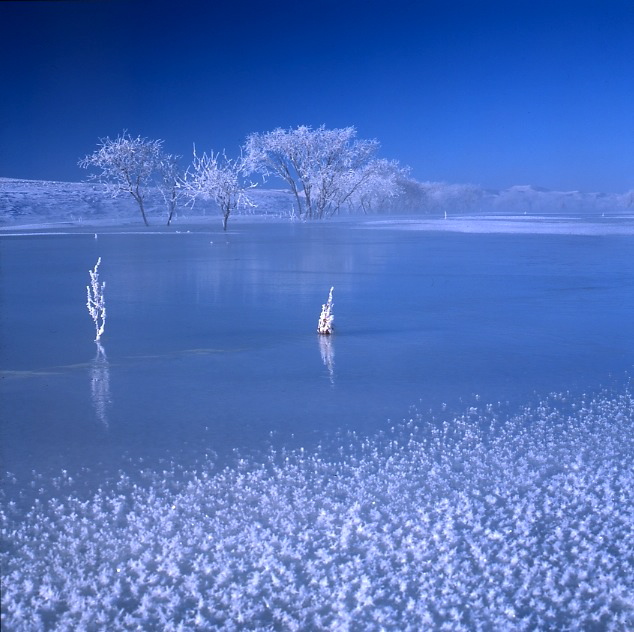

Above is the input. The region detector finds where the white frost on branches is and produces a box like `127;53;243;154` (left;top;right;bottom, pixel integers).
180;149;255;230
244;125;404;219
79;132;165;226
317;286;334;335
343;158;409;214
157;153;186;226
87;258;106;342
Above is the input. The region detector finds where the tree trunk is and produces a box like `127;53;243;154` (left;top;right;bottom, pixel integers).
166;190;177;226
131;191;149;226
289;182;303;219
139;199;149;226
304;185;313;219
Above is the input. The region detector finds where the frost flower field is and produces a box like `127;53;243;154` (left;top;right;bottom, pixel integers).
2;388;633;631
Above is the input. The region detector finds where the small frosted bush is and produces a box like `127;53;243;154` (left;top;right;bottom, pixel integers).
86;258;106;342
317;287;334;335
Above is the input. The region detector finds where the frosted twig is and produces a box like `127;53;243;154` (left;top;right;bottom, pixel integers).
87;257;106;341
317;286;334;335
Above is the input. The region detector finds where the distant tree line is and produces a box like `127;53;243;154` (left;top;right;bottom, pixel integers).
80;128;633;229
79;126;409;229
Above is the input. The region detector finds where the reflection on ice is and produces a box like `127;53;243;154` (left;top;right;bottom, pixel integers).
90;342;111;427
318;334;335;384
2;385;633;630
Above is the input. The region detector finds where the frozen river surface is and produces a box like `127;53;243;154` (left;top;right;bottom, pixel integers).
1;218;634;630
1;219;633;479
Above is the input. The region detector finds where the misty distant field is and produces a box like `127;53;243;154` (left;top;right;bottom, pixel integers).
1;177;632;230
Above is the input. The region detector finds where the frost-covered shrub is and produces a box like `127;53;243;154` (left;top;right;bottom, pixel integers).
317;287;334;335
86;258;106;342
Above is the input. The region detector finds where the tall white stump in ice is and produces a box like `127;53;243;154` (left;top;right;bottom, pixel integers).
317;286;334;335
87;257;106;342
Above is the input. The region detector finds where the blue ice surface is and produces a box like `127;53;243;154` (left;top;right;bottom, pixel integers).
0;219;632;482
1;218;633;630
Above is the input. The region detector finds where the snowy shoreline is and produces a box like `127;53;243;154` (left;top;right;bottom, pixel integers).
2;212;634;237
364;215;634;236
2;176;633;236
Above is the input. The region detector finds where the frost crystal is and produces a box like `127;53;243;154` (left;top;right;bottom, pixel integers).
1;387;634;630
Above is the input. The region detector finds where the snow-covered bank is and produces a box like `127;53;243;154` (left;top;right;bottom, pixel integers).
366;214;634;236
0;178;295;229
2;177;633;232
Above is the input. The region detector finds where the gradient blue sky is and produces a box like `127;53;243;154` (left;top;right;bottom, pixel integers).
1;0;632;192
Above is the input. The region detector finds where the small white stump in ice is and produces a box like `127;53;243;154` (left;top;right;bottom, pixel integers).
317;286;334;335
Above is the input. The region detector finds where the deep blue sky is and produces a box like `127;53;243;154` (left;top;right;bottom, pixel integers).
1;0;632;192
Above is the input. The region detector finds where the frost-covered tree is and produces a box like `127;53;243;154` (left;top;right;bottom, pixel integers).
157;153;185;226
621;189;634;208
387;179;485;215
180;149;254;230
341;159;408;214
79;132;164;226
245;125;397;219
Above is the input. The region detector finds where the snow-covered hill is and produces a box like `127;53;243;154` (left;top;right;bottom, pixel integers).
0;177;632;229
395;181;634;216
0;178;297;228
